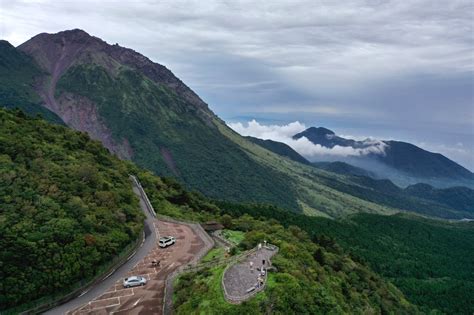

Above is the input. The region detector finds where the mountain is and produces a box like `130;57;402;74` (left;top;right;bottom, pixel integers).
312;161;376;178
405;183;474;212
11;29;300;211
294;126;474;188
1;29;471;220
294;127;362;148
245;136;310;164
0;40;64;124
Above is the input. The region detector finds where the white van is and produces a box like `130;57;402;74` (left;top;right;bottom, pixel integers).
159;236;176;248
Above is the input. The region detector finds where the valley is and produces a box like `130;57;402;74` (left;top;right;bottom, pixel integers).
1;26;473;315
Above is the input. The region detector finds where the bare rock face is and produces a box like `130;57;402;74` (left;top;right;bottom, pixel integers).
19;29;215;117
56;93;133;160
17;29;218;159
18;29;134;159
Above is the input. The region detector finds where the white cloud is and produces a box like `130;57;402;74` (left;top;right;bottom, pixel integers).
228;120;387;160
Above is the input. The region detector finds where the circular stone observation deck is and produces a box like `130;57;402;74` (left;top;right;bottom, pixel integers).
222;245;278;303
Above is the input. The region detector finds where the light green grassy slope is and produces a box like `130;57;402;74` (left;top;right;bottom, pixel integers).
216;121;396;218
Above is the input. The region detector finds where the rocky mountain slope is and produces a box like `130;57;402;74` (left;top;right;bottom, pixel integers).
12;29;298;210
1;29;471;219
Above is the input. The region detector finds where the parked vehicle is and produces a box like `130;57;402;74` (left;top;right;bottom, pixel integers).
123;276;147;288
159;236;176;248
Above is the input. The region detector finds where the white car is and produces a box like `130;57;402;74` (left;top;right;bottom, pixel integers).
123;276;147;288
159;236;176;248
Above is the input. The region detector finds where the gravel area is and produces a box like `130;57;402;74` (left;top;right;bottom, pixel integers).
223;247;277;301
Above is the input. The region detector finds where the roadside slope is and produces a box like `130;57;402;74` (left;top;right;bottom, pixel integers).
0;108;143;311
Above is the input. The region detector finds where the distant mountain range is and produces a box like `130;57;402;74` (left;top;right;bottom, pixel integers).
293;126;474;188
1;29;473;219
245;136;310;165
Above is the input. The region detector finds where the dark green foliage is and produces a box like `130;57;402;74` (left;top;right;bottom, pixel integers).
216;201;474;314
313;161;376;177
129;176;417;313
0;40;64;124
56;64;300;211
311;214;474;314
0;109;143;309
314;171;474;219
405;183;474;213
171;214;416;314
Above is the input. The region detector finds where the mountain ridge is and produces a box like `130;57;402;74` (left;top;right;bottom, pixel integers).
2;29;471;219
293;126;474;187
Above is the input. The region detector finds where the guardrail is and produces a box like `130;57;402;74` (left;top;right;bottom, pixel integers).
130;175;156;217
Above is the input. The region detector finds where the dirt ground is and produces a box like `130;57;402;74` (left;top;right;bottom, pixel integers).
69;220;205;315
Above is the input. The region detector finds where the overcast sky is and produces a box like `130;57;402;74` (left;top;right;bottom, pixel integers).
1;0;473;170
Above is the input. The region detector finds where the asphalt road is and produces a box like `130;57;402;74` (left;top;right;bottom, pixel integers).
44;185;157;315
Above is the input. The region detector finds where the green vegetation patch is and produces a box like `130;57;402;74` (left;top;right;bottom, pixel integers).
171;214;415;314
174;266;267;315
0;41;64;124
134;184;417;314
217;201;474;314
56;64;300;211
0;109;143;310
201;247;226;263
222;229;245;245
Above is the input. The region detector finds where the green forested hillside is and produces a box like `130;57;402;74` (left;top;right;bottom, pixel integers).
0;40;63;124
136;173;417;314
217;201;474;314
0;109;143;309
56;63;300;211
405;183;474;213
312;213;474;314
312;161;376;177
245;136;310;165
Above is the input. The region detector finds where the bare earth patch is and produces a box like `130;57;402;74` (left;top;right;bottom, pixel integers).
68;220;205;315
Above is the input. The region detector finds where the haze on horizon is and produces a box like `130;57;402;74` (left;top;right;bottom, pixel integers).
1;0;473;170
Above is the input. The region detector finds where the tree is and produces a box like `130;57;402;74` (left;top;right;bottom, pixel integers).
220;214;233;229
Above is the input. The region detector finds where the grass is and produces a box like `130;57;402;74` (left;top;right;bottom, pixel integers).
222;230;245;245
215;119;397;218
174;265;267;315
201;247;226;263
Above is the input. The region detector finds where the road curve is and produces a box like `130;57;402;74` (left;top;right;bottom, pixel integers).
45;184;157;315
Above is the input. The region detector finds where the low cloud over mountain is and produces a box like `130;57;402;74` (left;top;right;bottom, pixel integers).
229;120;387;160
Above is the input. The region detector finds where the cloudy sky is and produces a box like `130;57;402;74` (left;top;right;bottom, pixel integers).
1;0;473;169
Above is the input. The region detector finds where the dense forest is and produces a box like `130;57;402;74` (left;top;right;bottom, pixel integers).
215;201;474;314
0;109;143;309
137;172;417;314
